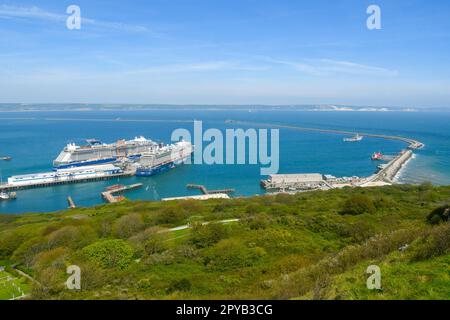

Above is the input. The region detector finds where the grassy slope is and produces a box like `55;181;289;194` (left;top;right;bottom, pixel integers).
0;270;30;300
0;184;449;300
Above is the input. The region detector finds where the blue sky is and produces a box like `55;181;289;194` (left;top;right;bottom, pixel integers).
0;0;449;107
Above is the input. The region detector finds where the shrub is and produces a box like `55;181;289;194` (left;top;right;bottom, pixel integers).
409;223;450;261
168;278;192;293
156;207;186;225
47;225;97;249
113;213;144;238
81;239;134;269
374;195;394;209
190;222;229;248
128;226;166;256
144;234;167;256
12;237;49;268
204;239;266;271
0;231;30;259
244;213;270;230
340;195;375;215
426;205;450;225
32;247;71;270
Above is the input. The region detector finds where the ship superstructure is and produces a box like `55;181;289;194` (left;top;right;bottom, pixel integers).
53;136;157;169
135;141;193;176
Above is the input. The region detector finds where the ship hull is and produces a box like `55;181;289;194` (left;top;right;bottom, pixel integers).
136;161;177;177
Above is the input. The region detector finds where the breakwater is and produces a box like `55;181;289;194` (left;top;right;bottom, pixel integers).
227;120;424;150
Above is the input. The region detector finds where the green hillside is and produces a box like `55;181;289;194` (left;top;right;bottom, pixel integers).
0;184;449;300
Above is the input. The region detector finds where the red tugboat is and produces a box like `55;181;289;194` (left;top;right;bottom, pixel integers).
371;152;383;161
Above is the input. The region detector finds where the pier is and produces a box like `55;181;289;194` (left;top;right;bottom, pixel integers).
101;183;143;203
186;184;235;195
0;170;135;192
362;149;413;185
67;196;76;209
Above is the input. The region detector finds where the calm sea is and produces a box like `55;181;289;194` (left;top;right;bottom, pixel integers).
1;110;449;214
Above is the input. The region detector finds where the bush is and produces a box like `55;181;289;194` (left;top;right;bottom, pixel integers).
113;214;144;238
32;247;71;270
244;213;270;230
409;224;450;261
12;237;49;268
155;207;186;225
426;205;450;225
144;234;167;256
190;222;229;248
81;239;134;269
340;195;375;215
47;225;97;249
204;239;266;271
168;278;192;293
0;231;30;259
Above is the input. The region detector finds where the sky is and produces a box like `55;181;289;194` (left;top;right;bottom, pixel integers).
0;0;449;107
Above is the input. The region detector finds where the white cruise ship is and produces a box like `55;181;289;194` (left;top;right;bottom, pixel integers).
53;136;158;169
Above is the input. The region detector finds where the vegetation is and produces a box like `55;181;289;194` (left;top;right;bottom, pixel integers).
0;184;449;300
0;269;30;300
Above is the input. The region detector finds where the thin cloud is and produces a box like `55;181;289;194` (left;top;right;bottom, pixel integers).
0;4;153;33
267;57;398;77
124;61;270;75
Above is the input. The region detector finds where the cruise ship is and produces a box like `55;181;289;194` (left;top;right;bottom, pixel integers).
135;141;193;176
53;136;158;169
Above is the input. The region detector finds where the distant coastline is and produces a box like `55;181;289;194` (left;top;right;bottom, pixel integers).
0;103;448;113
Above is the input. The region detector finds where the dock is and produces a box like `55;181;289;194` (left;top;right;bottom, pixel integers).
186;184;235;195
260;173;330;192
67;196;76;209
162;194;231;201
362;149;413;185
261;150;415;193
0;170;135;192
101;183;143;203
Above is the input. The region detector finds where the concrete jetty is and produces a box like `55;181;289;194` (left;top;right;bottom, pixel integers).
361;149;413;185
67;196;76;209
186;184;235;195
162;194;231;201
101;183;143;203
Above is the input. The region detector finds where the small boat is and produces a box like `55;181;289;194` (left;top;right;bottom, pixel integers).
343;134;363;142
0;191;16;201
371;152;383;161
0;156;12;161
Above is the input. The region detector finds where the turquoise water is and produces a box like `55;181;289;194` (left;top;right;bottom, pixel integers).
1;110;449;214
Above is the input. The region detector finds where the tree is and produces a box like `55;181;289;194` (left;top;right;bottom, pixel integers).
81;239;134;269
